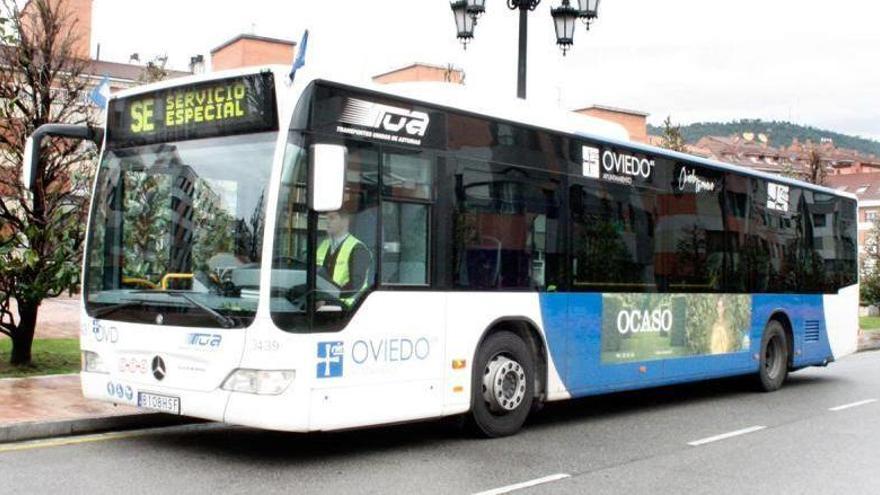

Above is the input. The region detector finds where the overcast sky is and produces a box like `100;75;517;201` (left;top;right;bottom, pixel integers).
80;0;880;140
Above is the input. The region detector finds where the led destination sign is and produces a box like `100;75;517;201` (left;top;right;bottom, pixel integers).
107;72;278;148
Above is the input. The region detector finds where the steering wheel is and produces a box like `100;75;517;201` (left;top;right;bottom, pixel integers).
286;284;308;311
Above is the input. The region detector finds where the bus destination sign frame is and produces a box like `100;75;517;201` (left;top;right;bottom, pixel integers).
107;72;279;148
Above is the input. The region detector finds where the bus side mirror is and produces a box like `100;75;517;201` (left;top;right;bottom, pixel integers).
309;144;346;212
22;136;37;190
22;124;105;191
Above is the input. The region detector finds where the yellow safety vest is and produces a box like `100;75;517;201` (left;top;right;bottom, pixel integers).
316;236;370;307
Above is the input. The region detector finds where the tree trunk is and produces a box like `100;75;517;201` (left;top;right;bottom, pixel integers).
10;302;38;366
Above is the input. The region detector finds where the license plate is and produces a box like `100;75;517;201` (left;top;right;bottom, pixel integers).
137;392;180;414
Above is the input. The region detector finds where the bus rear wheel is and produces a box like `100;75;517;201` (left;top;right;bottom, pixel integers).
468;331;535;438
756;320;789;392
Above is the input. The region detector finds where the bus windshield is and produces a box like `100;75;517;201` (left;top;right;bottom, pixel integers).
84;132;276;328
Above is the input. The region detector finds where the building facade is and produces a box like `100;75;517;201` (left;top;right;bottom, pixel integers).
573;105;650;144
211;34;297;72
373;63;465;85
825;173;880;256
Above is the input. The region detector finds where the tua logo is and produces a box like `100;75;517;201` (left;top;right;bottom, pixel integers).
339;98;430;137
187;333;222;348
317;341;344;378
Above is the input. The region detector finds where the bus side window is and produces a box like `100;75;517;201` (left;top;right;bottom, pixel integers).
380;150;433;286
382;202;429;285
655;163;724;293
453;159;561;291
570;180;655;292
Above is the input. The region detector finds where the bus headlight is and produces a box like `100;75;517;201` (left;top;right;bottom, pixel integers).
221;369;295;395
82;351;108;374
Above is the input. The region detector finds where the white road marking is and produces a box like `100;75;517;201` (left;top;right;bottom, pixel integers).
687;425;767;447
472;473;571;495
829;398;877;412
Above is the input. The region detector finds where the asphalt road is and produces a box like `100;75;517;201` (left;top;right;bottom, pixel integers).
2;351;879;495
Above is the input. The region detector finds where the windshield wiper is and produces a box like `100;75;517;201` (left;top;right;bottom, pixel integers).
176;292;237;329
92;300;145;319
128;290;237;328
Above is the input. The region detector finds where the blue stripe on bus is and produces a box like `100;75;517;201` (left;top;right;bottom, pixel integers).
539;293;834;397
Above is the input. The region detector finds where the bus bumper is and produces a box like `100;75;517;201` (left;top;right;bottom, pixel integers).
81;371;311;431
81;371;230;423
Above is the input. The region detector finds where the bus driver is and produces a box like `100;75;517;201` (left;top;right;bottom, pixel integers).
317;208;372;307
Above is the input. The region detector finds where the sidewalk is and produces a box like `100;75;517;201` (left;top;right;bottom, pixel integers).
0;374;186;443
859;330;880;352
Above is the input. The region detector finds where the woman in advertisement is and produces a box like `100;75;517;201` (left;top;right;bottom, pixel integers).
709;297;735;354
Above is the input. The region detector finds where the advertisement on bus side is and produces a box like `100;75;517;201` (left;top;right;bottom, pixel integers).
600;293;752;363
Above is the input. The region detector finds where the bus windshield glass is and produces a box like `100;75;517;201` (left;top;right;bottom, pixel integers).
85;73;279;328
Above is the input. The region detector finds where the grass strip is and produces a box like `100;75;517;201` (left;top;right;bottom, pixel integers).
0;338;80;378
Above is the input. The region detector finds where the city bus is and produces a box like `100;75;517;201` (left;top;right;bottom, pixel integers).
24;65;859;437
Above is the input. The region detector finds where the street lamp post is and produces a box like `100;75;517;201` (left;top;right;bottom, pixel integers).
511;1;539;100
450;0;601;99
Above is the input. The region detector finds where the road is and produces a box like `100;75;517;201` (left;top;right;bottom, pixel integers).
2;351;879;494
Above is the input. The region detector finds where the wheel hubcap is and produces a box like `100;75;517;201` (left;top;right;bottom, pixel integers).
482;355;527;413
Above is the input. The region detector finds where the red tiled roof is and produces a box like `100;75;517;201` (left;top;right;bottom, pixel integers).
695;134;880;178
825;173;880;202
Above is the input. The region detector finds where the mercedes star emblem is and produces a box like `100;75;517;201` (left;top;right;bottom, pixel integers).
151;356;166;381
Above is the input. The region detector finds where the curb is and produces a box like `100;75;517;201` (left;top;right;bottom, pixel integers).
0;413;197;444
859;342;880;353
0;373;81;382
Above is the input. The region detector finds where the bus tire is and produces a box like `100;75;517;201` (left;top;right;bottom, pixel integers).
756;320;789;392
467;331;535;438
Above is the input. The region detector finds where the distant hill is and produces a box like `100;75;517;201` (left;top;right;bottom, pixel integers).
647;119;880;157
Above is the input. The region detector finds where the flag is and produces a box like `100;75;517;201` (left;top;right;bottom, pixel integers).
289;29;309;82
89;75;111;108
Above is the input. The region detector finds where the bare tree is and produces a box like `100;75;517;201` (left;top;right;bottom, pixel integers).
444;63;464;84
0;0;97;365
804;146;827;186
138;54;169;83
779;143;827;185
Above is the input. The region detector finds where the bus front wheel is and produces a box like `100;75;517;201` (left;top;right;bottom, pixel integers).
756;320;789;392
468;331;535;438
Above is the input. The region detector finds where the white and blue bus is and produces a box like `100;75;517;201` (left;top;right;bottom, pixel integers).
24;66;859;437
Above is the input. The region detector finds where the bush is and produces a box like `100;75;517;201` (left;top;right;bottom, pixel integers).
860;272;880;307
